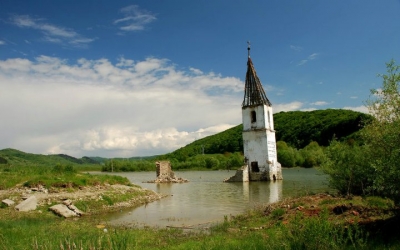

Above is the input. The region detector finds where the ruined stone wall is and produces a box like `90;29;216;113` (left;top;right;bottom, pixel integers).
149;161;187;183
224;165;249;182
156;161;175;179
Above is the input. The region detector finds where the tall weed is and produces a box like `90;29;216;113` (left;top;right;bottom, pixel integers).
283;210;367;250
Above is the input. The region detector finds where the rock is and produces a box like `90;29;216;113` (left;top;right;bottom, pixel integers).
49;204;78;218
15;195;37;211
67;204;85;216
2;199;15;207
63;199;72;206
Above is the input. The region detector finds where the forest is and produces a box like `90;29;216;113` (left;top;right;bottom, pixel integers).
100;108;371;172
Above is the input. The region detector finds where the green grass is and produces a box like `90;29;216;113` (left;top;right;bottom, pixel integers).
365;196;395;209
0;196;399;249
0;163;399;249
0;164;130;190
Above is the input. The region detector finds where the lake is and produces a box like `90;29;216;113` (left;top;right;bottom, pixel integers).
100;168;330;228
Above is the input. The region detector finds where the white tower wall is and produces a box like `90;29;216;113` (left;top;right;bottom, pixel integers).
242;105;282;181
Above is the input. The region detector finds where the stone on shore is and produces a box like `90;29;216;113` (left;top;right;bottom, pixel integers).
15;195;37;211
49;204;79;218
2;199;15;207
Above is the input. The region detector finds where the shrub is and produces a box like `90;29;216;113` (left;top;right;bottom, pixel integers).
299;141;325;168
278;149;296;168
322;140;373;196
284;210;367;249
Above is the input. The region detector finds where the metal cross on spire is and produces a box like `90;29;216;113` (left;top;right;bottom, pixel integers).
247;41;251;58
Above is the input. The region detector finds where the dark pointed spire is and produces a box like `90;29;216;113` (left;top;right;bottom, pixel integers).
242;44;272;107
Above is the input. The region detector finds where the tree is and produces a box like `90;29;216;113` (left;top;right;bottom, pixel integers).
362;59;400;202
277;141;296;168
299;141;325;168
322;141;372;196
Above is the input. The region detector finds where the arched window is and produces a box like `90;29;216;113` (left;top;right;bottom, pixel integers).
251;111;256;123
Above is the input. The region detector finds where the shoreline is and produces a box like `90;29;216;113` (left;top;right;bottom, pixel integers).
0;184;166;216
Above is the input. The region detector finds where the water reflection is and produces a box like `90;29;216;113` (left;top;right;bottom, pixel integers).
270;181;283;203
101;168;328;228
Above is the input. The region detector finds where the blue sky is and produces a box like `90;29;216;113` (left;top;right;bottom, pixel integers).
1;1;400;157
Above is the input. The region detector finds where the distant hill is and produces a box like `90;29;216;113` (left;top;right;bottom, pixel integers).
0;109;372;165
88;155;159;164
0;148;159;166
0;148;100;166
274;109;371;148
161;109;372;161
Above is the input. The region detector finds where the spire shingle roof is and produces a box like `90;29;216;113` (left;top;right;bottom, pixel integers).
242;55;272;108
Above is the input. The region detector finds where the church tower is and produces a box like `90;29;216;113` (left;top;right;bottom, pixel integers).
242;43;282;181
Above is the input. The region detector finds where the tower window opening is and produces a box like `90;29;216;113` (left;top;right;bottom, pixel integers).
251;162;259;172
251;111;257;123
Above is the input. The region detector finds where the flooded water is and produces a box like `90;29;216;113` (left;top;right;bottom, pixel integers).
99;168;329;228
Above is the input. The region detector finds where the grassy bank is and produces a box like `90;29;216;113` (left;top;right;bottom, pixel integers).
0;164;127;190
1;192;399;249
1;164;399;249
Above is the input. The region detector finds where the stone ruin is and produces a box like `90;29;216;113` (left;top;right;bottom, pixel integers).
146;161;188;183
224;165;249;182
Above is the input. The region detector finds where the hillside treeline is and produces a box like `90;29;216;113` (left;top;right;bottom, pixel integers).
101;152;243;172
0;148;99;167
161;109;371;162
1;109;372;172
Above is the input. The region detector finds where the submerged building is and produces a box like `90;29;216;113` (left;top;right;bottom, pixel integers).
225;44;282;182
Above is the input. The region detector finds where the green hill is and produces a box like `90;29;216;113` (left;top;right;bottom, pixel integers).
274;109;371;148
0;109;372;166
163;109;372;160
0;148;100;166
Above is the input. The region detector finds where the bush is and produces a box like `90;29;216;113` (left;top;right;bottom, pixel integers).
299;141;325;168
0;156;8;164
322;141;373;196
52;163;76;174
362;61;400;203
278;149;296;168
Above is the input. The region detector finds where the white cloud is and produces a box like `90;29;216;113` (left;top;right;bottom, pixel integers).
0;40;5;45
298;53;319;66
310;101;328;106
300;108;317;112
290;45;303;52
114;5;156;32
273;101;304;113
298;60;308;66
0;54;310;157
350;96;358;99
343;106;368;114
190;67;203;75
308;53;318;60
0;55;245;157
10;15;95;47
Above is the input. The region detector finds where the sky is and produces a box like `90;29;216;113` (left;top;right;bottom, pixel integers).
1;0;400;158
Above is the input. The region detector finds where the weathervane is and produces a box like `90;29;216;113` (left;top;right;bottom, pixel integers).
247;41;251;58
